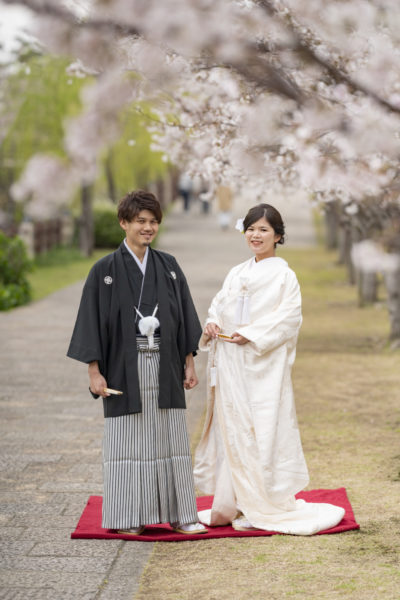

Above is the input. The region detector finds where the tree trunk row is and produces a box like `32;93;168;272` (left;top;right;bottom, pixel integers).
323;203;399;347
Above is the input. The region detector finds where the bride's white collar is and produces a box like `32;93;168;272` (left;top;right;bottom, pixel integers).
249;256;288;269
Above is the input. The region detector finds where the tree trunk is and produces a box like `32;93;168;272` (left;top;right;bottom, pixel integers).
356;270;379;307
384;265;400;348
148;180;162;204
338;226;356;283
337;225;347;265
79;183;94;257
104;151;117;203
161;171;174;209
324;200;339;249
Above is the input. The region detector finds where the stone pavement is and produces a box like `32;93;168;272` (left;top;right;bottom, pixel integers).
0;194;314;600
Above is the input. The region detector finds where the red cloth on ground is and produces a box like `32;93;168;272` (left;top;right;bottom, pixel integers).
71;488;359;542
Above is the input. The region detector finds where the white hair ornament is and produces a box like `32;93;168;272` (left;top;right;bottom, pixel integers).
235;218;244;233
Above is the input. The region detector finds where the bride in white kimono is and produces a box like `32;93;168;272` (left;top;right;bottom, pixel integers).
194;204;345;535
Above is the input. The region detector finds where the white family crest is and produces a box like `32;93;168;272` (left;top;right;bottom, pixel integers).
104;276;113;285
170;271;177;280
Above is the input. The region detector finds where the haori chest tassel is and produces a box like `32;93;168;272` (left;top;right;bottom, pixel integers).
135;304;160;349
235;284;251;325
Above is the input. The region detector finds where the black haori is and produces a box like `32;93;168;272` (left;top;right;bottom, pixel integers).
67;244;202;417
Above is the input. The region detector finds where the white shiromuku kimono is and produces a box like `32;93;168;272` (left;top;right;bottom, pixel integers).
194;256;345;535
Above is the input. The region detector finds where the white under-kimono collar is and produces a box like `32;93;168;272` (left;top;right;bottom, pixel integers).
249;256;288;269
123;239;149;275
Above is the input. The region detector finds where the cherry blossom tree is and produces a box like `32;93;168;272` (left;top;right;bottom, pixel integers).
2;0;400;344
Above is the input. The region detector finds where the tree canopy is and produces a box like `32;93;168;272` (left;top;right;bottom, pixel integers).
3;0;400;206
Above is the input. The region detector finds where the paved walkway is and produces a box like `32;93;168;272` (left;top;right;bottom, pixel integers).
0;194;314;599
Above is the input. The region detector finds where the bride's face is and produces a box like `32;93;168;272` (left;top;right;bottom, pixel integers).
245;217;281;261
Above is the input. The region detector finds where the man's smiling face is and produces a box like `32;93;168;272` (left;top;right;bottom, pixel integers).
120;209;159;253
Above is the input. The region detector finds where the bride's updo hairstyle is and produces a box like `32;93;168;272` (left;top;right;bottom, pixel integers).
243;203;285;247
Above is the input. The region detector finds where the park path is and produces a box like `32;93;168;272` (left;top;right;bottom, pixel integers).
0;193;314;600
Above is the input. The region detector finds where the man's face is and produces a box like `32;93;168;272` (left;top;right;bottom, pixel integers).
120;210;159;250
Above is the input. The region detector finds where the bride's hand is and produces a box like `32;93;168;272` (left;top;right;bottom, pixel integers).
204;323;221;339
228;332;250;345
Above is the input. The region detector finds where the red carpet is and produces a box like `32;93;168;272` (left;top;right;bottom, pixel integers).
71;488;359;542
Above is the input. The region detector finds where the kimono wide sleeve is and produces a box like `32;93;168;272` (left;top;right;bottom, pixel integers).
173;259;202;356
67;267;105;365
236;269;302;356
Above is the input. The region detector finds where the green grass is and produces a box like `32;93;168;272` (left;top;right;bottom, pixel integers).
27;246;112;301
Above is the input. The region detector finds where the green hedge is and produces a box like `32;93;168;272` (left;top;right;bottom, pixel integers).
0;232;32;310
93;203;125;248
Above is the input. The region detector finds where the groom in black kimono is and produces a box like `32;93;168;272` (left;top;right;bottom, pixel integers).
67;189;207;535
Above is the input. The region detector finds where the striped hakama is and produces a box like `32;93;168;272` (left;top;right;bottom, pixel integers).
102;336;198;529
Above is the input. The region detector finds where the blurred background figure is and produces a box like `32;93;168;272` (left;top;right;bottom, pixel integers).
193;176;210;214
178;171;193;212
216;184;233;230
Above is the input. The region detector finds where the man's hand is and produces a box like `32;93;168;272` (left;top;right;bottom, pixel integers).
184;354;199;390
88;361;110;397
204;322;221;339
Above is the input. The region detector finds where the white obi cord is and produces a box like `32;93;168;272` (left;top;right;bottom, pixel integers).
234;284;251;325
134;304;160;348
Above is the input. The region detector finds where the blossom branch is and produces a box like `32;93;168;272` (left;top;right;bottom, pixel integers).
2;0;303;102
256;0;400;114
2;0;141;37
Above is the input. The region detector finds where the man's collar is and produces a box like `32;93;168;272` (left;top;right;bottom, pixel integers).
123;239;149;275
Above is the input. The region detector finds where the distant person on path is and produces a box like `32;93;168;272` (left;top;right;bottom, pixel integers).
194;203;345;535
193;175;210;214
67;190;207;535
178;172;193;212
216;184;233;230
